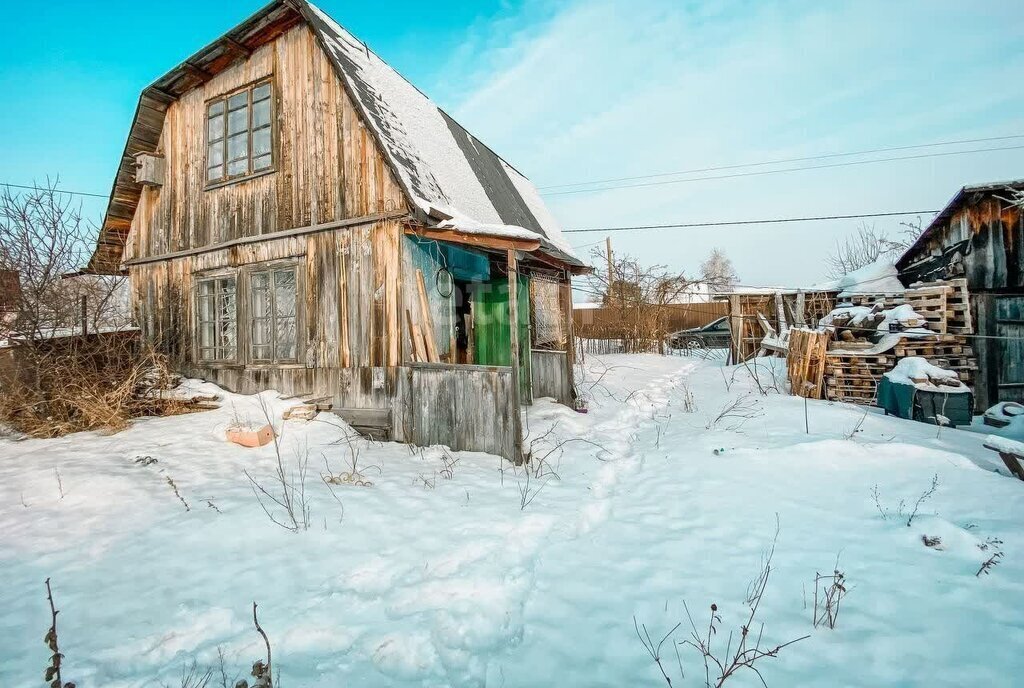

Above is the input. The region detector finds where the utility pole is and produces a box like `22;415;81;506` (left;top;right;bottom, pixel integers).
605;236;614;305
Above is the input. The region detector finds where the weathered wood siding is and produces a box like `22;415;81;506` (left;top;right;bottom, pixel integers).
125;23;407;264
531;350;571;405
407;363;517;458
130;219;405;367
124;22;534;460
904;198;1024;292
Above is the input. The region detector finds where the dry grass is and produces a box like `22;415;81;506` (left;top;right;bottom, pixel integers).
0;334;197;438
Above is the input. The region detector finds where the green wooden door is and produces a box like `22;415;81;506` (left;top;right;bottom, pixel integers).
474;275;532;400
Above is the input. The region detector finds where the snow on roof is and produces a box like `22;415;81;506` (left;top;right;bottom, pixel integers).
812;259;905;296
305;2;577;260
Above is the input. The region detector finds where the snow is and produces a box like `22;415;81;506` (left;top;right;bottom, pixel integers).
984;434;1024;455
814;259;906;296
970;402;1024;442
821;303;933;339
884;356;968;393
2;356;1024;686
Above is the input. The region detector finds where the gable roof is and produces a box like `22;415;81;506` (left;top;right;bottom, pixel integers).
896;178;1024;270
87;0;580;273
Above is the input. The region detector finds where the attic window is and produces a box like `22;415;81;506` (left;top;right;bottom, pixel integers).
206;81;273;185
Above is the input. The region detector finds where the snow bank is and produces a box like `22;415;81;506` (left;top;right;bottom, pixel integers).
1;356;1021;686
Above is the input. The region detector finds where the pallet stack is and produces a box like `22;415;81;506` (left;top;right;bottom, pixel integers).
903;285;948;334
842;293;905;309
932;278;972;334
824;352;896;404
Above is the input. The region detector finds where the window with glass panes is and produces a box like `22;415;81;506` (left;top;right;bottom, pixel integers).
250;267;298;362
206;81;273;184
196;277;237;362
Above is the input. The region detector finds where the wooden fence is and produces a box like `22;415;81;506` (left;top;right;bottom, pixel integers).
574;301;728;334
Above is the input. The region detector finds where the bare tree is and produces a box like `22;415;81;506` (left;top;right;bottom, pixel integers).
586;247;695;351
700;248;739;293
0;180;129;339
0;181;165;437
825;220;926;278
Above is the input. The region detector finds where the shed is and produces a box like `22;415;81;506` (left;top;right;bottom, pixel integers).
896;180;1024;408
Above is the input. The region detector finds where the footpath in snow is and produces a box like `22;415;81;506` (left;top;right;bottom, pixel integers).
1;353;1022;687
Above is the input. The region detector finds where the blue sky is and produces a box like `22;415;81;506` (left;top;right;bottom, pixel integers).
1;0;1022;286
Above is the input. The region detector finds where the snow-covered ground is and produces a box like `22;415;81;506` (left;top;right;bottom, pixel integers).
2;354;1023;687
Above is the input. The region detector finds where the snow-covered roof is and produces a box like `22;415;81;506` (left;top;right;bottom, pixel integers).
303;2;577;261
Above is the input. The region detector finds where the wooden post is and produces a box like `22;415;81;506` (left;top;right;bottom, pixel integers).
508;249;523;461
560;270;577;405
605;237;613;291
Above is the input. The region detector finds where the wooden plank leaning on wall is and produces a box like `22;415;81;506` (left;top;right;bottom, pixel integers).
508;248;524;461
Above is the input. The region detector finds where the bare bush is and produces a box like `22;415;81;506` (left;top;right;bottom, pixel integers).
976;538;1004;577
634;618;684;687
706;395;762;431
635;521;808;687
322;431;379;487
812;559;848;629
0;180;130;340
680;543;809;688
0;338;192;437
0;182;181;438
904;474;939;527
870;474;939;527
244;399;311;532
164;662;213;688
44;578;76;688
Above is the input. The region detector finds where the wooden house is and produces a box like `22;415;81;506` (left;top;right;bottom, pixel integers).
83;0;587;460
896;180;1024;408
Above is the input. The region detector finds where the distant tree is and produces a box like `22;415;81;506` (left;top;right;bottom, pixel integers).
699;248;739;293
586;247;692;349
825;220;925;279
589;247;691;310
0;180;130;338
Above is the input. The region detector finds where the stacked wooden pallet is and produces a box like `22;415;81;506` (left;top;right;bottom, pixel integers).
931;278;972;334
903;285;948;334
842;293;905;309
824;352;896;404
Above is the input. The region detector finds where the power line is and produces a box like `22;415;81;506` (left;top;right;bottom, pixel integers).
0;182;108;199
542;144;1024;197
537;133;1024;191
564;210;936;234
